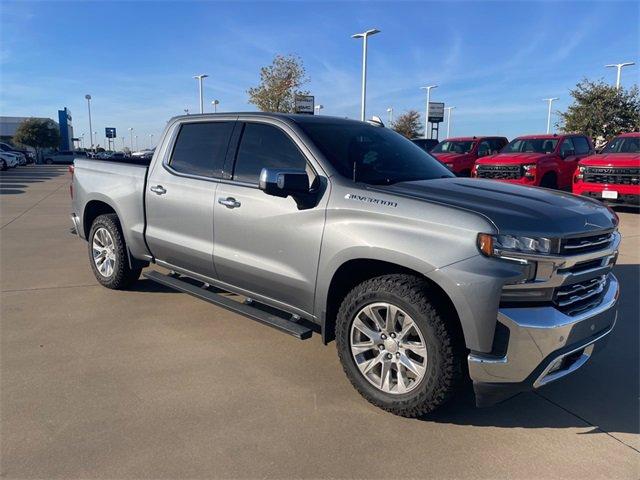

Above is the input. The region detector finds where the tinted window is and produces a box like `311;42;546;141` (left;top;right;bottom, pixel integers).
170;122;234;178
560;138;575;157
503;138;558;154
299;121;453;185
603;136;640;153
477;141;491;156
572;136;590;155
432;140;475;154
490;138;507;151
233;123;307;184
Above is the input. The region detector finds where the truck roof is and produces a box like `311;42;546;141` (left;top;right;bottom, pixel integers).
442;136;505;142
168;112;361;126
514;133;573;140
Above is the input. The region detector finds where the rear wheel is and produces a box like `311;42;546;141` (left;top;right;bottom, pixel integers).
336;274;464;417
88;214;141;289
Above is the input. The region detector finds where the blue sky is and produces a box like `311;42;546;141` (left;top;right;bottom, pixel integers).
1;1;638;148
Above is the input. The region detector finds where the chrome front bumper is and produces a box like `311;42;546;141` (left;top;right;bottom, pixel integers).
469;273;618;396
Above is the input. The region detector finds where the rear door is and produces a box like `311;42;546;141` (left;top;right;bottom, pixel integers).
213;120;328;314
145;119;236;277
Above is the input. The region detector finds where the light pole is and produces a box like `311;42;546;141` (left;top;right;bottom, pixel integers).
80;133;85;148
149;133;154;148
85;94;93;151
314;104;324;115
352;28;380;121
543;98;558;134
135;135;138;151
420;85;438;139
386;107;393;124
445;106;455;138
211;99;219;113
605;62;635;89
93;131;98;149
193;74;209;114
128;128;134;151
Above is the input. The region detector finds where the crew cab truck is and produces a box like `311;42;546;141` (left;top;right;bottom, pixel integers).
431;136;508;177
473;134;594;189
574;132;640;207
71;113;620;416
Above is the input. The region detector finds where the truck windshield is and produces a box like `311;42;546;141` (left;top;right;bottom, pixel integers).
431;140;475;154
299;121;454;185
602;136;640;153
502;138;558;154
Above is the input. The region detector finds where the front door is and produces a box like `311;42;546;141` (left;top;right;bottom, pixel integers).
213;121;327;314
145;120;235;277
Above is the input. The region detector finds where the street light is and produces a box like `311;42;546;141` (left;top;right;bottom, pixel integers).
134;135;138;151
85;94;93;151
149;133;154;148
93;131;98;149
543;98;558;134
605;62;635;89
314;104;324;115
193;74;209;114
352;28;380;121
420;85;438;139
128;127;134;151
211;99;219;113
386;107;393;124
80;133;85;148
445;106;455;138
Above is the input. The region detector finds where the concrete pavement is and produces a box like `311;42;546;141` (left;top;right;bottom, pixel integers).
1;166;638;479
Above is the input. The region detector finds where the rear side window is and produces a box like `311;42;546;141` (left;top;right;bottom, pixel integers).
169;122;234;178
572;136;590;155
233;123;307;184
490;138;507;151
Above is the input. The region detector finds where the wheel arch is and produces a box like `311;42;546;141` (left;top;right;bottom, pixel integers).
82;199;117;239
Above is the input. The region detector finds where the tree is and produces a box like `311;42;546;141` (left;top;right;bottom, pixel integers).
247;54;309;113
558;79;640;145
391;110;423;138
13;118;60;158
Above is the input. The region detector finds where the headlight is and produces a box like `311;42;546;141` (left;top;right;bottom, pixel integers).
522;163;536;177
578;165;586;173
477;233;552;257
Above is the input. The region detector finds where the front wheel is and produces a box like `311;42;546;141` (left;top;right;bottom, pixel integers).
336;274;464;417
88;214;141;289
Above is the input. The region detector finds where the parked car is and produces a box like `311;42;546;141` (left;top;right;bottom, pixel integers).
473;134;594;189
0;152;20;168
432;136;508;177
573;132;640;207
43;151;80;164
0;142;34;162
71;113;619;417
411;138;439;153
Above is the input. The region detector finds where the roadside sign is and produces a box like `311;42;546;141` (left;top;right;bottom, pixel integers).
105;127;117;138
294;95;315;114
428;102;445;123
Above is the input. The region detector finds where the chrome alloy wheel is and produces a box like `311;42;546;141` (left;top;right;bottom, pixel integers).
92;227;116;278
350;302;428;394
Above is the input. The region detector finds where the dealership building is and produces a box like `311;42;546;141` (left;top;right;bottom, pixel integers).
0;107;74;150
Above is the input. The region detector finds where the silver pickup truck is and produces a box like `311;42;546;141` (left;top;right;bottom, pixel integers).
70;113;620;417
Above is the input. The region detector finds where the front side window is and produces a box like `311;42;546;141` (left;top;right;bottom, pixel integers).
572;136;590;155
233;123;308;184
299;120;453;185
503;138;558;154
477;141;491;156
169;121;234;178
560;138;575;157
432;140;475;154
603;136;640;153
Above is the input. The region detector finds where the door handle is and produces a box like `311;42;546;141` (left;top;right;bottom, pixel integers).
150;185;166;195
218;197;241;209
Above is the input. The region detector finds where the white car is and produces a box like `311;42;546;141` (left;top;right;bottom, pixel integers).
0;152;20;168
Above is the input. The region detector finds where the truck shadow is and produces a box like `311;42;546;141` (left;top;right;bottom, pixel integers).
0;165;67;195
424;263;638;437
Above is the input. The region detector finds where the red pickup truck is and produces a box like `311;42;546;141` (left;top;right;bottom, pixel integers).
472;134;594;189
573;132;640;206
431;136;508;177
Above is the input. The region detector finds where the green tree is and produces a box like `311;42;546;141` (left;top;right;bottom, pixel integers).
391;110;423;138
13;118;60;158
247;54;309;113
558;79;640;144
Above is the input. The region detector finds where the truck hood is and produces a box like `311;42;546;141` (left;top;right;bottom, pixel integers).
432;152;471;163
579;153;640;167
372;177;616;237
476;152;551;165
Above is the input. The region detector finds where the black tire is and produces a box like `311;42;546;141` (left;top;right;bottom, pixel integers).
540;173;558;189
336;274;464;417
88;213;141;289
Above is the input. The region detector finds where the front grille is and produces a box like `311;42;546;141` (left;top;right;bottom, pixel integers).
476;164;522;180
554;275;608;315
583;167;640;185
560;231;614;255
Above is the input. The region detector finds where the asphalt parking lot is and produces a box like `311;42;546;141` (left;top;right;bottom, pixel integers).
1;165;638;479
